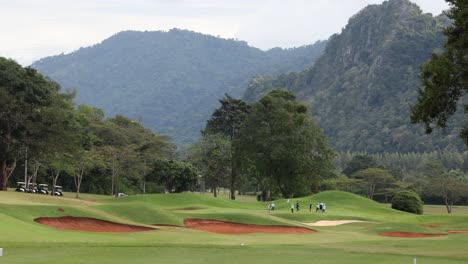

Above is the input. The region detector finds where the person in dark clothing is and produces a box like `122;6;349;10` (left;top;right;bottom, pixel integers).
309;203;312;212
296;201;300;212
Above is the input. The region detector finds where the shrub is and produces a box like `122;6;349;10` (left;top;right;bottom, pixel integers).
391;190;424;214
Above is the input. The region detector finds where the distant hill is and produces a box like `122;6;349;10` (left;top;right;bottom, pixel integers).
243;0;464;153
32;29;326;147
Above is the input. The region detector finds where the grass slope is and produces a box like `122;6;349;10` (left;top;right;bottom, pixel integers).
1;190;468;264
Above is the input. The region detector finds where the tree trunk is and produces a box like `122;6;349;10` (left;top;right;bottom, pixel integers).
260;189;271;201
111;158;115;196
7;160;16;181
31;160;41;185
445;198;453;214
24;152;28;190
368;184;376;200
1;160;7;191
51;171;60;196
230;165;236;200
213;184;217;197
74;167;84;199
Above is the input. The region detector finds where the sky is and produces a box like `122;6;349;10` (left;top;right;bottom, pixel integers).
0;0;449;66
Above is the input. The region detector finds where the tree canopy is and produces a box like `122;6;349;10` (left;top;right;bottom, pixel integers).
0;58;74;191
203;94;250;199
235;90;335;199
411;0;468;146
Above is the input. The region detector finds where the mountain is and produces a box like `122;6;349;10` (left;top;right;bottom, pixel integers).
243;0;464;153
32;29;326;146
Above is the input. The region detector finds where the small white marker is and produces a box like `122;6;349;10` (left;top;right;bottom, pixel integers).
0;248;3;256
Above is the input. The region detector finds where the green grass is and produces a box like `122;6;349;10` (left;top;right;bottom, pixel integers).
1;190;468;263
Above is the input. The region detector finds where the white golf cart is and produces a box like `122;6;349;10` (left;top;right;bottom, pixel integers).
15;182;27;192
51;185;64;196
37;184;49;195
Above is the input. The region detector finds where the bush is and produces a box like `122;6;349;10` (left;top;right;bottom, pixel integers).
391;190;424;214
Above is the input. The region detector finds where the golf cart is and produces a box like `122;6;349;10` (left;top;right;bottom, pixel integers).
27;183;38;193
37;184;49;195
51;185;64;196
15;182;27;192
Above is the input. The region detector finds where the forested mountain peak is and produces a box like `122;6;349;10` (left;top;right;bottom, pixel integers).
243;0;463;153
32;29;326;147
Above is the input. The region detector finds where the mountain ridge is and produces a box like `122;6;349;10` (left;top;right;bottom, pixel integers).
243;0;464;153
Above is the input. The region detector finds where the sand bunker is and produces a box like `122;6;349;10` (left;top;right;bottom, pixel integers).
34;216;154;232
304;220;366;226
448;230;468;234
184;219;315;234
379;232;446;238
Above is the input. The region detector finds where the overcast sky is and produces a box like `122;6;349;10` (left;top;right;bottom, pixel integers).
0;0;449;66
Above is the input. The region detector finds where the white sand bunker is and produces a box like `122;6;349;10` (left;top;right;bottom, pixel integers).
304;220;366;226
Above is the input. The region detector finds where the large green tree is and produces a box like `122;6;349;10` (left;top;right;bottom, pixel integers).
235;90;334;199
411;0;468;146
0;58;69;191
204;94;250;200
147;159;198;193
186;133;231;197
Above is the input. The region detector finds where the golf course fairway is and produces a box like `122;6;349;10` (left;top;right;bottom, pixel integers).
1;190;468;264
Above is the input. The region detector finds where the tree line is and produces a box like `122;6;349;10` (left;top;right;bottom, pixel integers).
329;153;468;213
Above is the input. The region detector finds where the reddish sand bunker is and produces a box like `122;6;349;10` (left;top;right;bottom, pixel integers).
34;216;154;232
380;232;446;238
183;219;315;234
448;230;468;234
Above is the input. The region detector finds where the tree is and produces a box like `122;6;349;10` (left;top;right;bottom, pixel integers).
186;133;231;197
47;153;74;196
204;94;250;200
71;105;103;199
235;90;334;199
73;149;103;199
147;159;198;193
424;160;468;213
352;168;394;200
95;115;174;195
0;58;63;191
411;0;468;146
